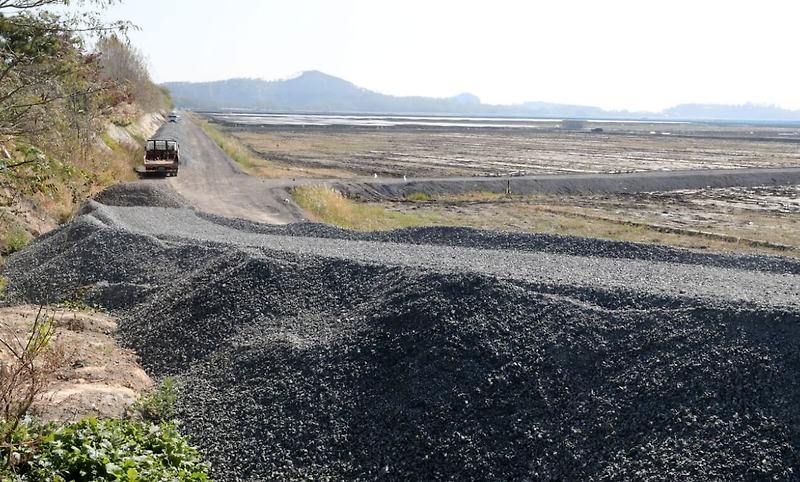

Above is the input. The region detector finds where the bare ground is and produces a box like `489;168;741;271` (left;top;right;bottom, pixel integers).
376;185;800;256
223;123;800;178
0;306;152;422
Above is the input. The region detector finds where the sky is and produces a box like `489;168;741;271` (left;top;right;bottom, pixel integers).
98;0;800;112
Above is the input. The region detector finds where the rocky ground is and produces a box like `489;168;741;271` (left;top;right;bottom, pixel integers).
2;185;799;481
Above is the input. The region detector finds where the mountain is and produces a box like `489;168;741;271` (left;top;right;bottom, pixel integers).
163;71;490;114
162;71;800;121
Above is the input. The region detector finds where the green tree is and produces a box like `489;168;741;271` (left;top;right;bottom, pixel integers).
0;1;126;141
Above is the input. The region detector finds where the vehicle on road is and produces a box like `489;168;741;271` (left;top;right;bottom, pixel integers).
143;138;180;176
168;111;179;122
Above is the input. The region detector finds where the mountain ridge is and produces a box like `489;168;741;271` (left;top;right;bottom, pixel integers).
162;71;800;121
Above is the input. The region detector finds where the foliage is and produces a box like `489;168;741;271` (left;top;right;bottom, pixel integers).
96;35;169;112
0;417;211;481
0;1;169;242
0;277;7;300
1;228;30;255
405;191;432;202
56;285;94;311
292;185;436;230
130;377;178;424
0;8;111;139
0;305;66;470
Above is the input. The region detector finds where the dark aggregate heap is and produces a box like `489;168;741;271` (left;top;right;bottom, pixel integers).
3;193;800;481
92;182;189;208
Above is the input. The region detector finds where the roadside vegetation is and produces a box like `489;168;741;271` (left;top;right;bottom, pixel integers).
0;0;171;266
195;115;358;179
293;185;444;230
0;306;211;480
192;115;264;173
0;2;210;478
293;187;799;257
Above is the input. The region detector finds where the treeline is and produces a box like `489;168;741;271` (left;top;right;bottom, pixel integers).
0;0;169;138
0;0;170;250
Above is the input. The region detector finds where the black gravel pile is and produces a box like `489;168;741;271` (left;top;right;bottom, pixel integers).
4;206;800;481
92;182;189;208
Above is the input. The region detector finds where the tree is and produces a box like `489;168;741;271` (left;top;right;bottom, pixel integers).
0;0;127;139
96;34;166;112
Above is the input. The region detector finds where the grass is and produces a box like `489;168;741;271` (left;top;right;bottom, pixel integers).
292;186;799;257
405;191;433;202
193;114;324;178
194;115;262;171
292;185;444;230
1;228;30;256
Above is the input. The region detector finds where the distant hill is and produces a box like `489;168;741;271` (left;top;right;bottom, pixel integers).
163;71;490;114
162;71;800;121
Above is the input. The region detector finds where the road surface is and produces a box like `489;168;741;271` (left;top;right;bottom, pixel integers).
152;119;304;224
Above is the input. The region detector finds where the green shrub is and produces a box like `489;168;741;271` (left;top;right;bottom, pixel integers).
1;418;211;481
131;377;178;423
1;230;30;256
405;191;433;202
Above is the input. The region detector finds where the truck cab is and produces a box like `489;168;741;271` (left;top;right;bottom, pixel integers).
144;139;179;176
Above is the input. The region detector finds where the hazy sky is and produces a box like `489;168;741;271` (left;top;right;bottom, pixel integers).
100;0;800;112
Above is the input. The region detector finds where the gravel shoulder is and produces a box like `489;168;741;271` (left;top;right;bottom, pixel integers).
82;201;800;310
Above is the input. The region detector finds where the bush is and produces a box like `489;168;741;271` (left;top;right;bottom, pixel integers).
1;229;30;256
130;377;178;423
405;191;432;202
0;418;211;481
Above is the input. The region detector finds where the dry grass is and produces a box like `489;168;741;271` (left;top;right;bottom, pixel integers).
292;185;445;230
194;116;355;179
293;186;798;257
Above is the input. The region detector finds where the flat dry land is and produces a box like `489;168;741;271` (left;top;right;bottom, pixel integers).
208;116;800;255
381;185;800;256
218;121;800;178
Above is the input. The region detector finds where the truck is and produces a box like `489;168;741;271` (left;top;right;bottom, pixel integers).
143;138;179;176
168;111;179;122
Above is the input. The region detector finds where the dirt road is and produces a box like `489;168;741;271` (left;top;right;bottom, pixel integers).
151;119;304;224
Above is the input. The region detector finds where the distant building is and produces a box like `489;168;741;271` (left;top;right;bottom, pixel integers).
561;119;586;130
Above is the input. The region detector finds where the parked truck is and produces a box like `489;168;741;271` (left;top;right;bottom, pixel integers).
143;138;180;176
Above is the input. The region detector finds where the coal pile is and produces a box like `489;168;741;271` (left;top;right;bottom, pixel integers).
3;199;800;481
